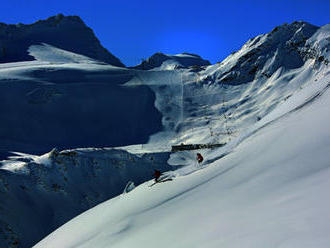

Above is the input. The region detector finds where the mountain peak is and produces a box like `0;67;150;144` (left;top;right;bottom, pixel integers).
213;20;320;85
133;52;210;70
0;14;125;66
266;21;319;43
32;14;86;28
270;21;318;33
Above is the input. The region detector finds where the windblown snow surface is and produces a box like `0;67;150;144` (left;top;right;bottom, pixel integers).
30;22;330;248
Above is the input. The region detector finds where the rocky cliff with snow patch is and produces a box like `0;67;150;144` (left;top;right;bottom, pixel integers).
0;14;124;66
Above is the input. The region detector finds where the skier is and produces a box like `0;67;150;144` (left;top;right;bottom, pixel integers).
149;169;173;187
154;170;161;182
196;153;204;164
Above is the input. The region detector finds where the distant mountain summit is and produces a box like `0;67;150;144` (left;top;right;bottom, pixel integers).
210;21;320;85
0;14;124;66
133;52;211;70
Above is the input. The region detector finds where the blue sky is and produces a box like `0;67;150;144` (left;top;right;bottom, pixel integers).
1;0;330;66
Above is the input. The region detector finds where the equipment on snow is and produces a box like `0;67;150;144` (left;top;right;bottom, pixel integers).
149;176;173;187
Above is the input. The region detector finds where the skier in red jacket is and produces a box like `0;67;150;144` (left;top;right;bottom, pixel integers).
196;153;204;164
154;170;161;182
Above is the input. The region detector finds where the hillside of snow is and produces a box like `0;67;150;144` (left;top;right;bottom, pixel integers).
27;43;100;64
0;42;162;159
0;19;329;248
35;75;330;247
35;22;330;248
0;148;172;248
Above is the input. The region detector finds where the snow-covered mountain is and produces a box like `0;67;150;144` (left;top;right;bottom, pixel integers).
0;19;329;248
36;79;330;248
132;52;211;70
0;42;162;159
208;21;319;85
0;14;124;66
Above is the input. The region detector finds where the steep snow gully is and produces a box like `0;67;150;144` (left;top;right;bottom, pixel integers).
0;17;329;248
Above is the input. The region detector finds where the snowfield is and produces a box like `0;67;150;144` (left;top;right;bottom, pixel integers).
34;22;330;247
35;69;330;248
0;18;329;247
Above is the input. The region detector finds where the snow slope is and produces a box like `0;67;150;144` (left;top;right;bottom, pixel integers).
0;43;162;158
35;64;330;248
28;43;100;64
0;43;164;246
34;22;330;248
0;148;172;248
0;20;329;248
123;22;329;154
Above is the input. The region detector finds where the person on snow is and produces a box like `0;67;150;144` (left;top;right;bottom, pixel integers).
154;170;161;182
196;153;204;164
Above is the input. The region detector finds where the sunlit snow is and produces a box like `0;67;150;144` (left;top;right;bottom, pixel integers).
29;22;330;248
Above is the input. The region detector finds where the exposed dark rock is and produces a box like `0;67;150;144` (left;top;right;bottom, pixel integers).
0;14;124;66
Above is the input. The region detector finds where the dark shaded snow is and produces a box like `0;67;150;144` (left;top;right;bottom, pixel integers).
0;51;162;157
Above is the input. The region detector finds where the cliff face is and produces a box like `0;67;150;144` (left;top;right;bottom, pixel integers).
0;14;124;67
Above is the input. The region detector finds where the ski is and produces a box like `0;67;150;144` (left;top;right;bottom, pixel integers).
149;178;173;187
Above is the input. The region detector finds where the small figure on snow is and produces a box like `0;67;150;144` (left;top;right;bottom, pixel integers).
149;170;173;187
196;153;204;164
154;170;161;182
